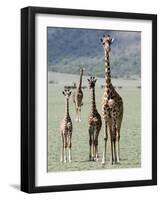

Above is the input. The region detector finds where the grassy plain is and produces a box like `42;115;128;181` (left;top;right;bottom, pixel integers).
48;72;141;172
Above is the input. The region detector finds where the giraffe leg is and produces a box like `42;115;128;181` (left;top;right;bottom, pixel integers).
74;101;78;122
111;111;117;164
116;105;123;162
110;139;114;165
75;108;78;122
64;148;67;163
110;133;116;165
94;130;99;161
64;135;67;163
78;107;81;122
108;121;114;164
89;127;93;161
116;129;120;163
60;133;64;162
92;133;95;161
109;125;114;165
114;138;117;164
118;134;120;161
68;134;72;163
102;121;108;164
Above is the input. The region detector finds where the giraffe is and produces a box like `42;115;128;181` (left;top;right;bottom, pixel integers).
87;76;102;161
100;34;123;165
60;89;73;163
73;68;84;122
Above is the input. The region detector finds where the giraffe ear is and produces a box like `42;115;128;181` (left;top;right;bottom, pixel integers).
111;38;115;43
62;91;65;95
87;78;90;82
94;79;97;83
100;38;103;43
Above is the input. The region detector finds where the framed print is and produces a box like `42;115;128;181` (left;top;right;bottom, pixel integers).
21;6;157;193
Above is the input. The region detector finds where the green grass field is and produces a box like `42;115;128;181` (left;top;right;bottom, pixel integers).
48;72;141;172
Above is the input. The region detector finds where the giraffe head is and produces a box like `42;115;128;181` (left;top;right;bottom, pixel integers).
100;34;114;53
87;76;97;89
62;89;72;99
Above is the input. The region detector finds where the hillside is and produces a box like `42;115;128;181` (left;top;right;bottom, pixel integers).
48;28;141;79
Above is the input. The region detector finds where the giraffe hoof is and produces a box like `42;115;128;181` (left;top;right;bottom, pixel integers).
116;160;120;164
89;155;93;161
91;156;95;161
102;156;105;164
64;160;67;163
93;157;97;162
89;156;95;161
102;160;105;165
75;118;78;122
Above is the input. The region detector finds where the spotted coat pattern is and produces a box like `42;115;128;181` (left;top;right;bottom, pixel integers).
88;77;102;161
60;89;73;163
100;34;123;165
73;68;84;122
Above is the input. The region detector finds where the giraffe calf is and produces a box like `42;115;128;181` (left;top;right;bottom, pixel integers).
60;89;73;163
88;77;102;161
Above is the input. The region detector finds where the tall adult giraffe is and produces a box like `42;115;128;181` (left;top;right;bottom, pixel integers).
87;76;102;161
100;34;123;165
73;68;84;122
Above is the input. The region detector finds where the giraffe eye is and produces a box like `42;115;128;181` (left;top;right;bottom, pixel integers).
103;42;105;45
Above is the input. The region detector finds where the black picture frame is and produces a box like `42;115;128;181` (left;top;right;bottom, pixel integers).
21;6;157;193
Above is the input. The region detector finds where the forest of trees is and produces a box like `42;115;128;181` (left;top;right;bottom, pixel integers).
48;28;141;79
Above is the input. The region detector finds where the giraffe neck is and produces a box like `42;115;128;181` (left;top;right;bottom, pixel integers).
104;51;111;89
65;99;69;117
91;87;96;112
78;71;83;89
